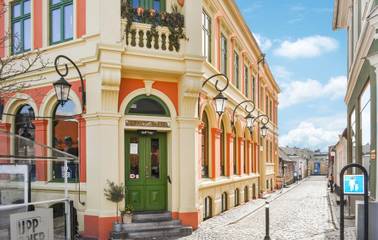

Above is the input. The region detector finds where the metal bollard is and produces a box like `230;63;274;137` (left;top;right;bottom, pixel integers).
264;201;271;240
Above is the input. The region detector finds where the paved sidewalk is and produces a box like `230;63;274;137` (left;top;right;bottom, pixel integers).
182;176;337;240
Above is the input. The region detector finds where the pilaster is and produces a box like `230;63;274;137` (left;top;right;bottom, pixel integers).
33;119;48;181
0;123;11;163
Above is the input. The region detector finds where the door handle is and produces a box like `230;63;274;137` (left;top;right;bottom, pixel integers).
167;175;172;184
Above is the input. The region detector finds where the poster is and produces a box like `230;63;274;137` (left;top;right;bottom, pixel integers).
130;143;138;154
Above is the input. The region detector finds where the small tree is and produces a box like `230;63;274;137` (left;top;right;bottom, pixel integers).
104;180;125;223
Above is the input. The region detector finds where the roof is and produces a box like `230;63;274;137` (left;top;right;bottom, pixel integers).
279;148;296;162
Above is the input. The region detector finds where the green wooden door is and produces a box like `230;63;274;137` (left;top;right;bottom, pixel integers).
125;131;167;212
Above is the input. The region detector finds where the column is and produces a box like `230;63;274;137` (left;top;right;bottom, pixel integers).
0;123;11;163
33;119;48;181
77;116;87;183
238;137;243;175
226;133;232;176
211;128;221;179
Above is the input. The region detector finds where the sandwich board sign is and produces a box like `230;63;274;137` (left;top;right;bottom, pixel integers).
343;175;365;195
10;208;54;240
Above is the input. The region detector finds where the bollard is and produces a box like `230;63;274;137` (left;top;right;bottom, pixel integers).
264;201;271;240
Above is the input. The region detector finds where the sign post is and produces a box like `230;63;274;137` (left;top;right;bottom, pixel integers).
340;163;369;240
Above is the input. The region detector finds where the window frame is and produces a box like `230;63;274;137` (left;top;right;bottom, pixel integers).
201;112;210;179
234;51;240;89
220;33;228;76
130;0;166;12
11;0;31;54
244;65;249;96
49;0;74;45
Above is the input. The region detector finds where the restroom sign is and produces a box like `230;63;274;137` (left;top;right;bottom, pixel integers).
343;175;365;195
10;208;54;240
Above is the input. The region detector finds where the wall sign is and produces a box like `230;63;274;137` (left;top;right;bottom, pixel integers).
126;120;169;128
10;208;54;240
343;175;365;195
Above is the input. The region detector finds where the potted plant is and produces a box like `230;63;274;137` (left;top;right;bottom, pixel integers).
104;180;125;232
121;204;134;224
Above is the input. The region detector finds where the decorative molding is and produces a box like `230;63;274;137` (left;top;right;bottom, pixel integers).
143;80;155;96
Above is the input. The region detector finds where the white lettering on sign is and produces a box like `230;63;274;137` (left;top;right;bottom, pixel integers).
10;208;54;240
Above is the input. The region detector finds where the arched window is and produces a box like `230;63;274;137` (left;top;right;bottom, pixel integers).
201;112;209;178
15;104;35;180
221;192;228;212
234;188;240;206
52;99;80;181
203;196;212;220
244;186;249;202
233;128;237;175
220;121;225;176
126;95;169;117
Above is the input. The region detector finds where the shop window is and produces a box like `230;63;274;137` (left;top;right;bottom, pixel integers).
244;186;248;202
126;95;170;116
220;121;225;176
360;82;371;175
233;128;237;175
202;10;211;63
203;196;212;220
11;0;31;54
221;192;227;212
50;0;73;45
52;100;79;181
201;113;209;178
234;188;240;206
130;0;166;12
15;104;35;180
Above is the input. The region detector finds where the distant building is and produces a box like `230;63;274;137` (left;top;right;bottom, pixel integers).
330;129;348;194
279;148;295;185
308;150;329;175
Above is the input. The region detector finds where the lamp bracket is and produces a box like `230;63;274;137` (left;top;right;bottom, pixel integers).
231;100;255;126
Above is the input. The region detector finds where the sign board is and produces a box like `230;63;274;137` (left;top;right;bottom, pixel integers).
10;208;54;240
126;120;170;128
343;175;365;195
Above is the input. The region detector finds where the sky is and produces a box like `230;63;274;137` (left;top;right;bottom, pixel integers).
235;0;347;151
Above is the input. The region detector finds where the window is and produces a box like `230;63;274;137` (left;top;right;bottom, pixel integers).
350;109;356;164
15;104;35;180
203;196;212;220
252;76;256;103
233;128;237;175
234;188;240;206
265;95;269;114
244;186;249;202
221;34;228;75
220;121;226;176
131;0;165;12
202;10;211;62
244;65;249;96
52;100;80;181
126;95;170;116
252;184;256;199
221;192;227;212
234;51;239;89
201;113;209;178
360;82;370;175
50;0;73;44
11;0;31;54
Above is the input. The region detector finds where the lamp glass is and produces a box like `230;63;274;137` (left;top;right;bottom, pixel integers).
214;93;227;116
245;114;254;128
53;77;71;105
260;125;268;138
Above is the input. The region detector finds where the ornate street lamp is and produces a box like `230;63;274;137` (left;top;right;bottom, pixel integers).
250;114;270;138
200;74;230;117
232;100;255;129
53;55;86;112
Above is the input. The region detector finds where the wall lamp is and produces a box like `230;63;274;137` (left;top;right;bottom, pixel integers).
53;55;86;113
200;74;230;117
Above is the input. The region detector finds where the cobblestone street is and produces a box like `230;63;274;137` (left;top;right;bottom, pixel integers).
182;176;353;240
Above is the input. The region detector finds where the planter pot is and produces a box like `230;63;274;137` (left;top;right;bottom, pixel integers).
112;222;122;232
177;0;184;7
123;213;132;224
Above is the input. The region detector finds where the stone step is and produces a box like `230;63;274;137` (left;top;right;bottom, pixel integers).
132;212;172;223
122;220;181;232
126;226;193;240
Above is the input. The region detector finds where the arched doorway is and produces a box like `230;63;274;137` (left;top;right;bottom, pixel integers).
124;95;169;212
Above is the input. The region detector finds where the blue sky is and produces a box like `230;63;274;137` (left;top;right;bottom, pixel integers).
235;0;348;151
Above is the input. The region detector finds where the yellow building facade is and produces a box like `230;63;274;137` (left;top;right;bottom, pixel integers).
0;0;279;239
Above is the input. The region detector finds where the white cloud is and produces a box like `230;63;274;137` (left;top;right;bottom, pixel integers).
272;65;292;83
279;75;346;108
254;34;273;52
274;35;338;59
279;115;346;150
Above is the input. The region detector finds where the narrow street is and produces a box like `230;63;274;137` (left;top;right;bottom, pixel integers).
183;176;340;240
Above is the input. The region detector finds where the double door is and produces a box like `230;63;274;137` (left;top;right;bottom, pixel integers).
125;131;167;211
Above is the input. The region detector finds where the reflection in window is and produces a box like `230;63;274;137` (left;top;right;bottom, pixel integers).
221;34;227;76
360;82;370;175
11;0;31;54
126;95;169;116
15;105;35;180
50;0;73;44
150;138;160;179
201;113;209;178
52;100;79;180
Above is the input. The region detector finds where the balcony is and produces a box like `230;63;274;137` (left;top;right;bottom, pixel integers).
121;4;186;54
